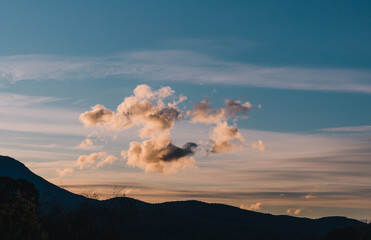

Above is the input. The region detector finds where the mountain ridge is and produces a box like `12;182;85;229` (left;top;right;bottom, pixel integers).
0;155;366;240
0;155;86;212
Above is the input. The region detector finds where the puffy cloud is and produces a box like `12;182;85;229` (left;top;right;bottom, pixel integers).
56;168;74;177
77;152;118;169
191;98;251;153
252;140;265;151
80;84;196;173
294;208;302;215
96;154;118;168
79;104;114;127
211;121;245;153
123;132;197;173
225;99;251;116
79;84;256;173
240;202;262;211
79;84;184;137
192;98;251;124
79;138;93;148
286;208;303;215
161;142;198;162
133;84;174;99
192;98;226;124
360;219;371;224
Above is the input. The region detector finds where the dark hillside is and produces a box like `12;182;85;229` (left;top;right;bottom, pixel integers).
0;155;85;212
0;155;366;240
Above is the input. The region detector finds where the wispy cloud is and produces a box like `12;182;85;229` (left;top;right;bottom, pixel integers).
0;93;60;107
303;194;319;200
1;51;371;93
17;124;370;218
56;167;74;177
319;125;371;132
0;93;87;136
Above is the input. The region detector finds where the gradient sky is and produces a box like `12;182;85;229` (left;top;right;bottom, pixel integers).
0;0;370;220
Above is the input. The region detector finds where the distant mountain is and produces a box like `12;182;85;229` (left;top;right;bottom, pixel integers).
129;200;365;240
0;155;366;240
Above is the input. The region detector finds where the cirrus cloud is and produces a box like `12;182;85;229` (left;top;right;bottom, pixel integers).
1;51;371;93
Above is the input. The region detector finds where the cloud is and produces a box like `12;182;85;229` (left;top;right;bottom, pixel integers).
359;219;371;224
252;140;265;151
286;208;303;215
56;168;74;177
77;152;118;169
95;154;118;168
79;105;114;127
240;202;262;211
0;93;87;136
78;138;93;148
79;84;184;137
191;98;227;124
191;98;251;124
210;121;245;153
303;194;319;200
191;98;250;153
0;93;60;107
161;142;198;162
123;135;197;173
319;125;371;132
78;85;256;172
1;51;371;93
80;84;196;173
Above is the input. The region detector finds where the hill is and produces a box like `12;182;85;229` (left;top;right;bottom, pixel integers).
0;155;85;212
0;155;366;240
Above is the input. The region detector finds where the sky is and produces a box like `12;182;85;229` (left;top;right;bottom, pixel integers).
0;0;370;220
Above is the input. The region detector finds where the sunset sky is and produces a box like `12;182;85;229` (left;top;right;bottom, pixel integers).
0;0;370;219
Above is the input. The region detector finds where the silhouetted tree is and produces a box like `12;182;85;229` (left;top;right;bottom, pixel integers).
0;177;46;240
42;197;135;240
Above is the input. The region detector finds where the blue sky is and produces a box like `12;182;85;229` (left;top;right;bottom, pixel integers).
0;0;370;219
2;0;371;67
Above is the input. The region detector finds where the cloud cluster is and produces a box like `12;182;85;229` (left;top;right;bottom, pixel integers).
191;98;250;153
78;84;257;173
80;84;184;137
80;84;197;173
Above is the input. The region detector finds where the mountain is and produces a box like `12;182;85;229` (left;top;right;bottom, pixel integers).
0;155;366;240
0;155;85;212
129;200;365;240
